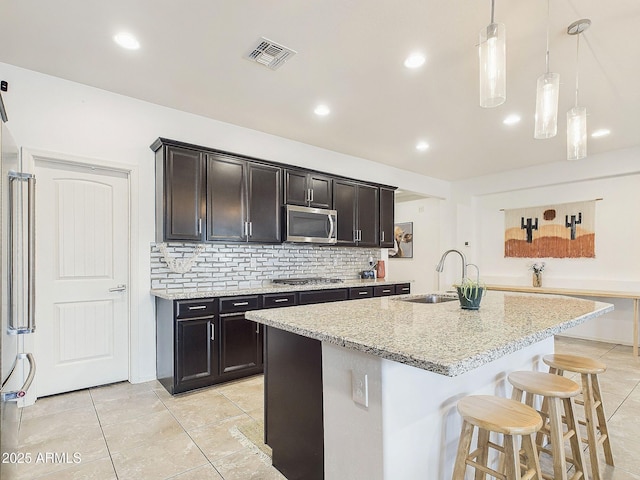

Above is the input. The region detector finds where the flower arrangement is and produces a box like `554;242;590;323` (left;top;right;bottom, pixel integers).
529;262;546;274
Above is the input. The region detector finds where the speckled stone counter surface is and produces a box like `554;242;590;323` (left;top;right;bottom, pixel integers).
150;278;409;300
245;291;613;377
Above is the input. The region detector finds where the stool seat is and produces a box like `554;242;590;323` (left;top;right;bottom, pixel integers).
543;353;614;480
508;371;581;398
457;395;543;435
543;353;606;374
453;395;543;480
508;371;586;480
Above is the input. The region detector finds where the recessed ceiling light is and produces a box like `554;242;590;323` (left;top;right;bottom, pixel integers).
114;32;140;50
416;141;430;151
314;104;330;116
503;114;521;125
591;129;611;138
404;53;426;69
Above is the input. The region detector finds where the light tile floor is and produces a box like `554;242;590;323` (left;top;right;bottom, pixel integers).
5;337;640;479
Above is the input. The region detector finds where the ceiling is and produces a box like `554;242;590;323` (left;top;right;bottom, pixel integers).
1;1;639;181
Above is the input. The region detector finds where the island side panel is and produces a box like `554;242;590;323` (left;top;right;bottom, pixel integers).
321;337;554;480
265;326;324;480
322;342;384;480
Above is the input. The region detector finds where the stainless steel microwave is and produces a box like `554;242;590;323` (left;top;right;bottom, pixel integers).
284;205;337;244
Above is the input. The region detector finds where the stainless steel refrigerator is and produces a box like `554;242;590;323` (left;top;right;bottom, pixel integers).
0;92;36;474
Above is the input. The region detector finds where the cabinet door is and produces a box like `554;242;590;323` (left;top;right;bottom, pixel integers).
206;154;246;242
163;146;205;241
284;169;309;206
175;317;216;391
219;314;261;376
356;184;379;247
333;180;357;245
308;174;332;209
247;163;281;243
379;187;395;248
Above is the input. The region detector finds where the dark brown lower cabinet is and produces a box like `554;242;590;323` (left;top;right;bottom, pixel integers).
156;297;263;394
219;314;262;378
156;283;409;395
265;326;324;480
176;317;217;390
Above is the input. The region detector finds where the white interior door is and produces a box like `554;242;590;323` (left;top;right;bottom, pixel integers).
35;159;129;396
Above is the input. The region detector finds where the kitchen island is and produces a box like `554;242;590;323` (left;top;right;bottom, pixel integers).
246;291;613;480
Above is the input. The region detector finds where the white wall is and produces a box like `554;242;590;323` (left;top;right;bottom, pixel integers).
0;63;450;382
387;197;442;293
452;148;640;345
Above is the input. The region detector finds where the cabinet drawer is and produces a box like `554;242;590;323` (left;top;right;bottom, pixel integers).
373;285;395;297
394;283;411;295
298;288;348;305
176;299;217;319
349;287;373;299
263;293;298;308
219;295;261;314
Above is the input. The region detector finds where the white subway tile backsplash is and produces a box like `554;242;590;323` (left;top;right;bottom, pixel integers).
150;242;380;290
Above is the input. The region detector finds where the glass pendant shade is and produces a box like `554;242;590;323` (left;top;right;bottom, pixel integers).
534;72;560;139
479;22;506;108
567;106;587;160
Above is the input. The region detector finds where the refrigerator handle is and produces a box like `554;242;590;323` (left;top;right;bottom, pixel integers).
7;172;36;334
27;175;36;332
1;353;36;402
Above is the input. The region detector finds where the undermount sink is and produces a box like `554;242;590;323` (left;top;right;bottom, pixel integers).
400;294;458;304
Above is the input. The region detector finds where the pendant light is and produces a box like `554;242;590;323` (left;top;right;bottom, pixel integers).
534;0;559;139
566;19;591;160
479;0;506;108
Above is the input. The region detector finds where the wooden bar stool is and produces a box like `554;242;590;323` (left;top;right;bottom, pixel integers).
508;371;586;480
543;354;614;480
452;395;543;480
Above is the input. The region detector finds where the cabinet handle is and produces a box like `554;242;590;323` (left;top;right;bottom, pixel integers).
382;289;391;293
233;301;249;306
210;323;215;341
188;305;207;310
358;291;368;295
249;222;253;237
381;231;385;242
198;218;202;235
274;298;289;303
310;189;314;203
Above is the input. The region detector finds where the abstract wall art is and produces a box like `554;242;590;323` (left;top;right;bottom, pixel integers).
504;200;596;258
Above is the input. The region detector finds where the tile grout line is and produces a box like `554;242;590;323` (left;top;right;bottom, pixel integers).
153;388;228;479
88;387;121;480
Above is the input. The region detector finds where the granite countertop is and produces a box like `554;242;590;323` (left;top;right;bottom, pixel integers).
245;291;614;377
150;278;410;300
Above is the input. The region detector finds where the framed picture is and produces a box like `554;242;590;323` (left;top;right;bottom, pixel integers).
389;222;413;258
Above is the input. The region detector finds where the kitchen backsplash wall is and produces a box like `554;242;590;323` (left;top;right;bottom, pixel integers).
150;242;380;290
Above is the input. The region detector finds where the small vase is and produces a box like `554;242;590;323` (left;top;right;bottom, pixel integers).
376;260;386;279
532;272;542;288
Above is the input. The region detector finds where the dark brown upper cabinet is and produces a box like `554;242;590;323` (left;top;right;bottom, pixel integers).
152;138;394;247
379;187;395;248
333;180;379;247
154;143;206;242
284;169;332;209
207;153;281;243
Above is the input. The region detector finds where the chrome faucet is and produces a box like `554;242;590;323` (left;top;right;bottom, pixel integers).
435;249;468;284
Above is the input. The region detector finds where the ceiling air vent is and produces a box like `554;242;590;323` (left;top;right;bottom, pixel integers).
245;37;297;70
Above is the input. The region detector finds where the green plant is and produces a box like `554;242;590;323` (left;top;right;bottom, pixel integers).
453;276;485;310
454;277;485;301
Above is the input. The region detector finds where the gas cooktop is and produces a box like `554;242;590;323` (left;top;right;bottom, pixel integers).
272;277;344;286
